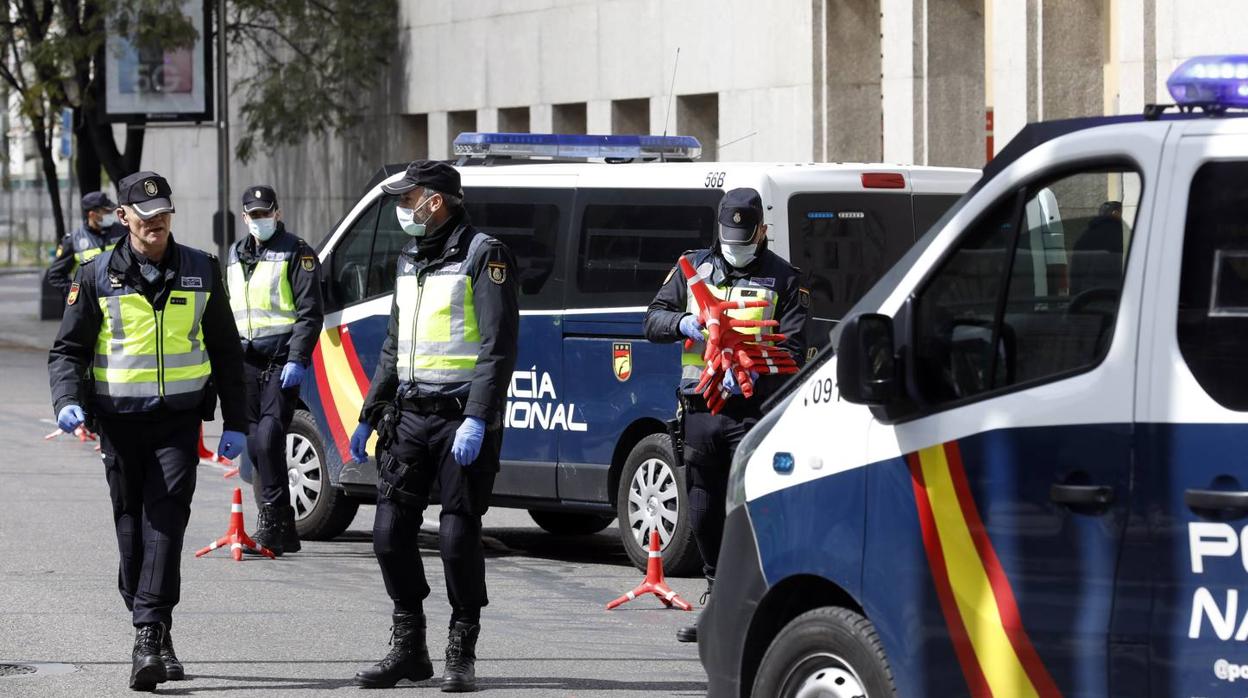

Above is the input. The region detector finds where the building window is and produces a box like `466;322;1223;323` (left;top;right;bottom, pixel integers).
553;102;587;135
401;114;428;159
612;98;649;135
448;110;477;154
677;93;718;160
499;107;530;133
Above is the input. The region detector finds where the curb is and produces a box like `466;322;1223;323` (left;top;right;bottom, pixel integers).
0;267;41;277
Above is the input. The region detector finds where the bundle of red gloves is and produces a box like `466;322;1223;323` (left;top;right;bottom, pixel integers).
679;257;800;414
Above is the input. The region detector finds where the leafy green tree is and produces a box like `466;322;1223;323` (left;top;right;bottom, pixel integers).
0;0;397;241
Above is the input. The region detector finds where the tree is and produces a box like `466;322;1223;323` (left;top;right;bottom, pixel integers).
0;0;398;241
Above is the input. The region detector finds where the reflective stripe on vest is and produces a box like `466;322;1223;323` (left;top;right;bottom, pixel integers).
681;274;778;382
227;250;296;340
395;235;488;385
71;234;119;274
92;256;212;413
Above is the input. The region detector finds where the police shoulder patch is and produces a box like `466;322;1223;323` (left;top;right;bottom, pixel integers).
663;265;677;285
799;287;811;308
301;256;315;272
66;282;80;306
56;244;63;257
487;261;507;285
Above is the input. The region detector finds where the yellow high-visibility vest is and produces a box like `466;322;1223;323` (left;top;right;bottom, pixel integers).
227;242;296;343
396;234;491;385
680;256;778;383
91;247;214;414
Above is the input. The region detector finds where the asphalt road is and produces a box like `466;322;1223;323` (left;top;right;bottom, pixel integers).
0;291;707;697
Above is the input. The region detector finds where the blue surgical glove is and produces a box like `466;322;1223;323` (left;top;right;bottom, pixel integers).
217;430;247;460
279;361;305;389
451;416;486;467
679;314;705;342
57;404;85;433
723;370;761;396
349;422;373;464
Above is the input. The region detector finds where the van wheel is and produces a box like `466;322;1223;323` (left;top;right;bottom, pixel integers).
529;510;614;535
753;607;896;698
287;410;359;541
615;433;702;577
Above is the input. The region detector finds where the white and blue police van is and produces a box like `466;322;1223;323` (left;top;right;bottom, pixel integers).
698;56;1248;697
272;132;976;575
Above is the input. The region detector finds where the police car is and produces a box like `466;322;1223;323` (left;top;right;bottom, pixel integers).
698;56;1248;697
277;132;977;575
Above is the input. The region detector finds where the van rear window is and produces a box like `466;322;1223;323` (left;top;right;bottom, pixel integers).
787;192;916;321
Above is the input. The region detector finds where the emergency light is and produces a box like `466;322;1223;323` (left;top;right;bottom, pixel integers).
452;132;703;161
1167;55;1248;109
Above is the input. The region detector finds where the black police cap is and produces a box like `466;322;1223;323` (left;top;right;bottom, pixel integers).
718;188;764;244
80;190;116;211
242;185;278;213
117;171;175;220
381;160;463;198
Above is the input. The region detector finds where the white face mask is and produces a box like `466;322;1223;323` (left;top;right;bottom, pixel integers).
99;211;117;227
396;194;436;237
720;241;758;268
248;216;277;242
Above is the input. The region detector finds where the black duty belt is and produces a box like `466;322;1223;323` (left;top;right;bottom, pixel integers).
401;395;466;415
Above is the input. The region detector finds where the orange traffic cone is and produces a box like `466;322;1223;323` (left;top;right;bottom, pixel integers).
198;425;233;466
606;530;692;611
195;487;274;561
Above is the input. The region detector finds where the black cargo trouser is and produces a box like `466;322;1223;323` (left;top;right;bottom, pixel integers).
373;408;499;627
682;399;759;580
244;358;298;507
98;411;200;628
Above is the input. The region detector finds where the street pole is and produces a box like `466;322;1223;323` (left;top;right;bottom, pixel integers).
215;0;229;263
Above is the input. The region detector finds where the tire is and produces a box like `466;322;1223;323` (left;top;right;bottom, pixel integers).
615;433;702;577
529;510;615;535
752;607;897;698
286;409;359;541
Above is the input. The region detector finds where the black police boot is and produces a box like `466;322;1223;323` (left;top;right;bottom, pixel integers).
355;612;434;688
160;623;185;681
441;622;480;693
676;576;714;643
249;502;284;556
129;623;167;692
279;504;302;553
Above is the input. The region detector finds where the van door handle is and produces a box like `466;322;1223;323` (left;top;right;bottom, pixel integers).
1049;484;1114;506
1185;489;1248;513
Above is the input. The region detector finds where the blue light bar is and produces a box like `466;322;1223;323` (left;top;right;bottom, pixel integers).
1167;55;1248;109
452;132;702;161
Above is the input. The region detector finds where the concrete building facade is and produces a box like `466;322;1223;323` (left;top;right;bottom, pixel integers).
116;0;1247;252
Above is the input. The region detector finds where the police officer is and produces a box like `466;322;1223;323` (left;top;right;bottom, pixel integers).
47;171;248;692
349;161;518;692
644;188;808;644
47;190;128;297
227;185;323;555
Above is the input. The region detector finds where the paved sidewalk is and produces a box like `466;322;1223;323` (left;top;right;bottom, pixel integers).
0;270;58;352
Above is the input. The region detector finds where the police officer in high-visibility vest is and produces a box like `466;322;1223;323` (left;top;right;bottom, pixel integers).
644;187;808;644
349;161;519;692
227;185;323;555
47;171;248;692
47;190;128;297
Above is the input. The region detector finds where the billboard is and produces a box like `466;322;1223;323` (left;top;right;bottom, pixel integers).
102;0;213;123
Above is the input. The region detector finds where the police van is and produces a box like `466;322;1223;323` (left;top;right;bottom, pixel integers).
280;132;977;575
698;56;1248;697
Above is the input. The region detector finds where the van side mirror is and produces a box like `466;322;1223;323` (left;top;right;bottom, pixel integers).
836;313;899;405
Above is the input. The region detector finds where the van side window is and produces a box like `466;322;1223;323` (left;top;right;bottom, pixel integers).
1177;161;1248;410
576;190;719;307
912;168;1141;406
463;188;568;310
328;199;380;308
370;195;407;298
787;192;915;321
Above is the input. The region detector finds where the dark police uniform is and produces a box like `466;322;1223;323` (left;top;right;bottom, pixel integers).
227;186;323;553
645;189;808;642
356;161;519;692
47;191;128;297
47;172;247;690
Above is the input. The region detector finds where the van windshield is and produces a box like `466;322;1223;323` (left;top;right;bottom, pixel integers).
828;190;973;349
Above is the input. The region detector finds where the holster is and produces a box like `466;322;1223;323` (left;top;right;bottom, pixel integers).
375;400;424;506
665;389;687;471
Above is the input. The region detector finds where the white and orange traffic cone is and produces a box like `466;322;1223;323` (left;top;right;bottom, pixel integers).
606;530;692;611
195;487;274;561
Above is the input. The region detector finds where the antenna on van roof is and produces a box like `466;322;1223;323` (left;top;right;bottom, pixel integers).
660;47;681;163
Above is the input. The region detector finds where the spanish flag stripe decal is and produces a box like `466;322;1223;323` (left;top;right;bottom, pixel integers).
910;443;1060;697
311;339;350;462
908;452;993;698
942;443;1062;696
313;326;379;462
337;325;372;395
